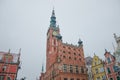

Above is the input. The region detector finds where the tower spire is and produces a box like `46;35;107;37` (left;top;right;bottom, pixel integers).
50;9;56;27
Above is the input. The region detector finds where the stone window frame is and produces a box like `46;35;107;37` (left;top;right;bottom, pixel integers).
63;64;67;72
75;65;79;74
70;65;73;73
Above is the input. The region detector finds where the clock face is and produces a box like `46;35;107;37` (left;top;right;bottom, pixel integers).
52;31;57;36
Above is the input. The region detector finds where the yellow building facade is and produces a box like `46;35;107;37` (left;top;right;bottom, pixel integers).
92;55;107;80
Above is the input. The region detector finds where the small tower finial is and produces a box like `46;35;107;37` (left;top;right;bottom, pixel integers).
19;48;21;55
8;49;10;54
78;38;83;46
114;33;117;41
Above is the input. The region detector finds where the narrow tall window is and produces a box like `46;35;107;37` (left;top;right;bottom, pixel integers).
70;65;73;73
81;66;84;73
63;64;67;72
76;65;79;73
107;67;111;74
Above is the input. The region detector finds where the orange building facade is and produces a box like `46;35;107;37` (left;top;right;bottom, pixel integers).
40;10;87;80
0;50;21;80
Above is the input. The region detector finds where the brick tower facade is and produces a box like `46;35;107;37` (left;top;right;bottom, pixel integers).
0;50;21;80
40;9;87;80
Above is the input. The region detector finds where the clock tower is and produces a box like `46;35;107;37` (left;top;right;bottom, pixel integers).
40;9;87;80
46;9;62;70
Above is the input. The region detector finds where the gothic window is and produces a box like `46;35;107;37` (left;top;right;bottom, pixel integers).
70;65;73;73
63;64;67;72
78;54;81;56
107;57;111;63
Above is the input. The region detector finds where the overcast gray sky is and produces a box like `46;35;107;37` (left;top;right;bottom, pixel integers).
0;0;120;80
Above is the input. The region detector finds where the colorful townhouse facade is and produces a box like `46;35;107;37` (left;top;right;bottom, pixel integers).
85;56;93;80
40;9;88;80
0;50;21;80
91;54;106;80
114;33;120;67
104;49;120;80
